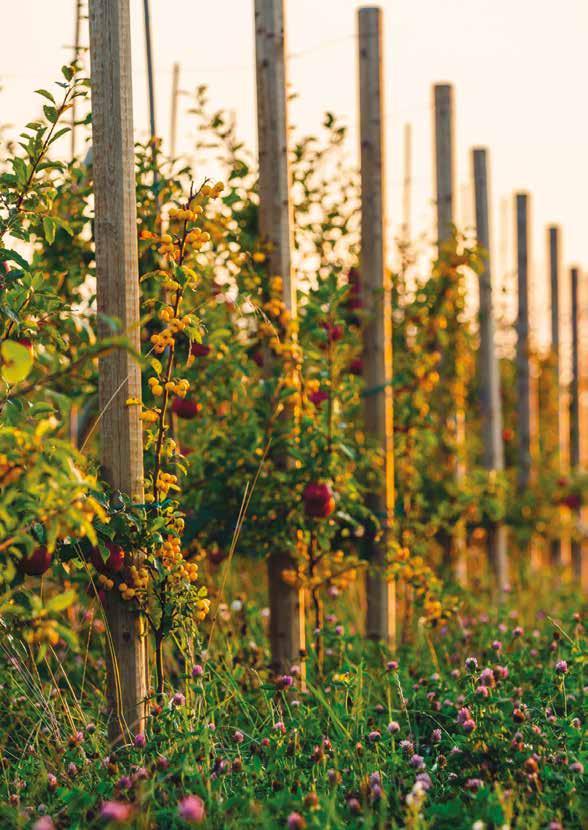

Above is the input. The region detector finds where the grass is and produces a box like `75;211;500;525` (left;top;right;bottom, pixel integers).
0;570;585;830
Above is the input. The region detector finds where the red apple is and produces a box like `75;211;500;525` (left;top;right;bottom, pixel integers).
90;541;125;575
308;389;329;407
171;397;201;419
191;342;211;358
303;482;336;519
17;337;34;353
20;545;52;576
320;321;344;343
349;357;363;376
562;493;581;511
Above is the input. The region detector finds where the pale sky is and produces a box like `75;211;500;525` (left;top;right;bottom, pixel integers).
2;0;588;348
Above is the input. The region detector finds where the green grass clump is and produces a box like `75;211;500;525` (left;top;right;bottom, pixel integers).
0;585;585;829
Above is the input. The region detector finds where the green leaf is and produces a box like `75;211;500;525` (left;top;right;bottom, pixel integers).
48;127;71;147
53;216;74;236
12;157;28;185
45;589;77;613
1;340;33;384
35;89;56;104
42;216;56;244
43;105;58;124
0;248;29;270
30;402;56;419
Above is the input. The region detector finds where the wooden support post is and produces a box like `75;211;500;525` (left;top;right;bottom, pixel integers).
88;0;148;738
433;82;466;583
358;7;395;645
515;193;532;493
254;0;305;673
570;266;582;581
71;0;83;160
434;84;455;244
402;122;412;244
170;62;180;159
472;148;508;591
548;226;563;566
143;0;156;141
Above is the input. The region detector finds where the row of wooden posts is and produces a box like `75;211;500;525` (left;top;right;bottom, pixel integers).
86;0;585;736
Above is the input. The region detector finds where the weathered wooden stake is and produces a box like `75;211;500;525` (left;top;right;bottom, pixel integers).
88;0;148;738
358;6;395;645
143;0;156;142
548;226;563;566
254;0;305;673
472;148;508;591
570;266;583;580
515;193;532;493
434;84;455;244
169;62;180;159
433;82;466;583
402;122;412;243
71;0;83;160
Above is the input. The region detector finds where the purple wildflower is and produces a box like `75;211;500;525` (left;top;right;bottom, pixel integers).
100;801;133;822
178;795;205;824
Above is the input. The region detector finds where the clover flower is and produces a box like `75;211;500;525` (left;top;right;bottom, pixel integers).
100;801;133;822
178;795;205;824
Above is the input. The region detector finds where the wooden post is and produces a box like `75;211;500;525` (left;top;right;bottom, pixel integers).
169;62;180;159
548;226;563;566
434;84;455;244
472;148;508;590
88;0;148;738
358;7;395;645
254;0;305;673
143;0;156;142
516;193;532;493
402;122;412;243
71;0;83;160
570;266;582;580
433;82;466;583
